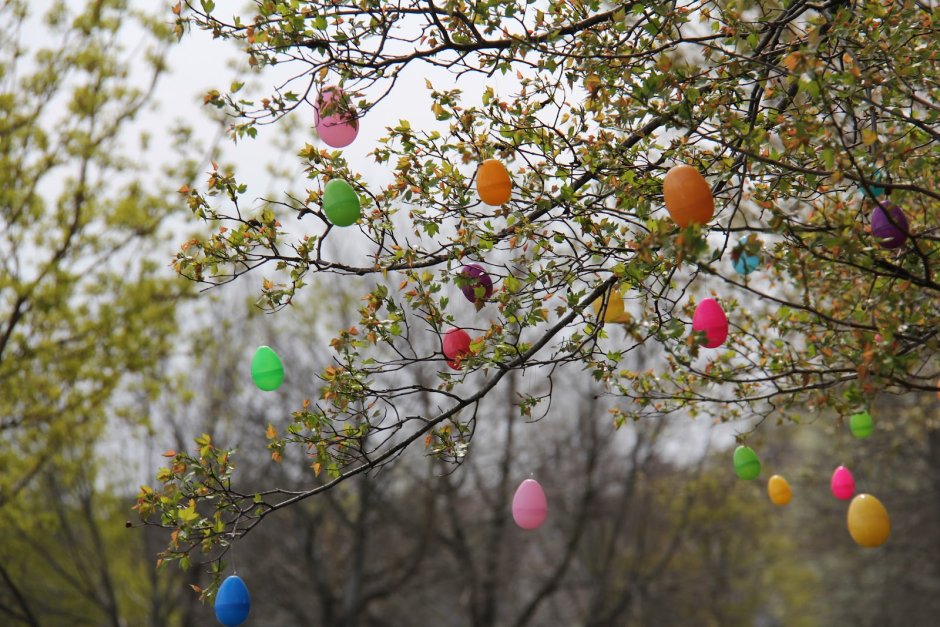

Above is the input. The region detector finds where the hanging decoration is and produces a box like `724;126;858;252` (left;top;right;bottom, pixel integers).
692;298;729;348
662;164;715;227
250;345;284;392
767;475;792;506
314;86;359;148
861;168;886;199
322;179;362;227
830;466;856;500
847;494;891;548
870;202;909;249
476;159;512;206
215;575;251;626
849;410;874;439
512;478;548;530
442;328;472;370
731;234;761;275
458;264;494;310
592;286;631;324
733;445;761;480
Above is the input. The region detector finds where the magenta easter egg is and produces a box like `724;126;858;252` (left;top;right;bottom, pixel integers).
691;298;728;348
315;87;359;148
512;478;547;530
870;202;909;249
442;328;472;370
830;465;856;500
458;264;494;307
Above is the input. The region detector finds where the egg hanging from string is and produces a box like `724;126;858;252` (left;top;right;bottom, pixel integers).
458;264;494;310
830;465;856;500
322;179;362;227
592;286;631;324
870;202;909;249
662;164;715;228
512;478;548;530
215;575;251;626
849;410;873;439
314;86;359;148
476;159;512;206
767;475;792;506
442;328;472;370
861;167;885;199
847;494;891;548
731;234;761;275
733;445;761;480
251;346;284;392
692;298;729;348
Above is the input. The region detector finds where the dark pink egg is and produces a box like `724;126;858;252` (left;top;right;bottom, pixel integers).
870;202;909;249
692;298;728;348
458;264;494;305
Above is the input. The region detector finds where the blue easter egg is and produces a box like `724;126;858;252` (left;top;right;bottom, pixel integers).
862;168;885;199
731;236;761;275
215;575;251;626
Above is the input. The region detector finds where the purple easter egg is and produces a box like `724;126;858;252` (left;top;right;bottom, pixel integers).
870;202;909;249
458;264;494;305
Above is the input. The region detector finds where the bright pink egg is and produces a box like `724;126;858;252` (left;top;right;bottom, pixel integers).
512;478;547;530
830;465;856;500
692;298;728;348
315;87;359;148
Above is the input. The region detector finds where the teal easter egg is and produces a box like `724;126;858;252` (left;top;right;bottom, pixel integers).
731;235;761;275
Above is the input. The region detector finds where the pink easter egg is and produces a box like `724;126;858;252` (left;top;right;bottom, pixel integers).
442;328;471;370
691;298;728;348
315;87;359;148
830;465;856;500
512;478;547;530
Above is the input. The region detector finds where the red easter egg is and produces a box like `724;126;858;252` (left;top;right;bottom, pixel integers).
442;328;472;370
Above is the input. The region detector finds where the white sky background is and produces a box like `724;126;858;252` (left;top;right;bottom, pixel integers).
16;1;746;486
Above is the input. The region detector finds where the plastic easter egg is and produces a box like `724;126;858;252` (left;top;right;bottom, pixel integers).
458;264;494;308
731;235;761;275
849;410;873;439
512;478;547;530
733;445;761;480
936;377;940;401
314;87;359;148
861;168;885;199
767;475;792;506
847;494;890;548
662;164;715;228
830;465;856;500
251;346;284;392
870;202;909;249
592;287;631;324
476;159;512;206
215;575;251;626
583;73;602;95
442;328;472;370
692;298;728;348
322;179;361;227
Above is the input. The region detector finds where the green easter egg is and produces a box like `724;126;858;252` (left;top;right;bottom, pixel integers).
849;410;873;439
322;179;361;227
733;445;761;480
251;345;284;391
